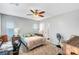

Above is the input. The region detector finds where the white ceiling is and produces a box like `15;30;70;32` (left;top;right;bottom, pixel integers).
0;3;79;21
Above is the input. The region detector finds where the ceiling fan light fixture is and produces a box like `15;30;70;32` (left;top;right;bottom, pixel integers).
33;14;38;17
27;9;45;17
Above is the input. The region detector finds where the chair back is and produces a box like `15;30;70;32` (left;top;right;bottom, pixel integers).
12;35;21;55
56;33;61;42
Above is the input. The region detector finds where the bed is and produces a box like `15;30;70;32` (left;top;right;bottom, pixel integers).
19;36;61;55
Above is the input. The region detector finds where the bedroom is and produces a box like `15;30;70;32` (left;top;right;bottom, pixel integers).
0;3;79;55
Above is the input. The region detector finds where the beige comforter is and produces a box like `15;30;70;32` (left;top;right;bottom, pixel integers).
19;40;61;55
26;36;45;50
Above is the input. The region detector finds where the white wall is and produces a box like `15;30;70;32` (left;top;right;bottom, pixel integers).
41;10;79;45
0;14;1;35
1;14;39;36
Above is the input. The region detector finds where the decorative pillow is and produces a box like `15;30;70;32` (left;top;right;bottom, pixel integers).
26;36;46;50
34;33;43;37
1;35;8;42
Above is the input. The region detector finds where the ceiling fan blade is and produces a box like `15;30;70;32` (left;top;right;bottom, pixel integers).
32;10;38;15
35;10;38;13
30;10;35;14
39;11;45;14
38;14;44;17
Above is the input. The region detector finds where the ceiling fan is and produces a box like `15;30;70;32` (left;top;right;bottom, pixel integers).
27;9;45;17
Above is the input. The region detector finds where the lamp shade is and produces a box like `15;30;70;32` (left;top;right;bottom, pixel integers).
14;28;20;36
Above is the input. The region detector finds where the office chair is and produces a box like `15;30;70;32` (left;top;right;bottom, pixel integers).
12;35;27;55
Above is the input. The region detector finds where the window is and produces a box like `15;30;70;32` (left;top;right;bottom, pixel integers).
33;23;39;33
6;22;14;37
39;22;45;33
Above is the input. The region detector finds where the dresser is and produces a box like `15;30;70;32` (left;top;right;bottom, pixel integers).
63;36;79;55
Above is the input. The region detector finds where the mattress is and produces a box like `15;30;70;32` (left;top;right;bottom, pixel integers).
19;40;61;55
